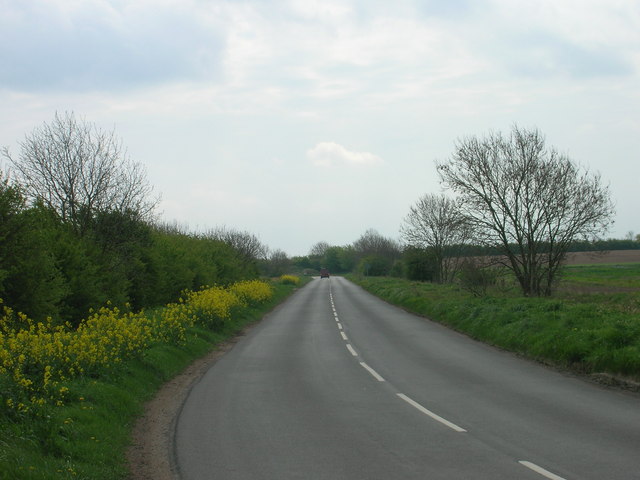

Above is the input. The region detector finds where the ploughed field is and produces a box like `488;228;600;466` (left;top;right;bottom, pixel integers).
565;250;640;265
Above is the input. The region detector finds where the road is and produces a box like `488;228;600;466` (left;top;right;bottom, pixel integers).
174;276;640;480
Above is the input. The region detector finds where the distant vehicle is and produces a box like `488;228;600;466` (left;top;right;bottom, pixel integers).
320;268;330;278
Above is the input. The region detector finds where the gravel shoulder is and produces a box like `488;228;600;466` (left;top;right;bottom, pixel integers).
126;331;249;480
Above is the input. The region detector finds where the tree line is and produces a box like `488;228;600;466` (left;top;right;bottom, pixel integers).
1;113;266;325
297;125;626;297
1;115;629;318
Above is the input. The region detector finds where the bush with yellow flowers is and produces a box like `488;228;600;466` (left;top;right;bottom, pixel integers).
279;275;300;286
231;280;274;306
0;280;272;417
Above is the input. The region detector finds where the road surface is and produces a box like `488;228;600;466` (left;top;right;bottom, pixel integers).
174;276;640;479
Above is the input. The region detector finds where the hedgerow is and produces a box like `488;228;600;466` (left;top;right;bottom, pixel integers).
0;280;273;418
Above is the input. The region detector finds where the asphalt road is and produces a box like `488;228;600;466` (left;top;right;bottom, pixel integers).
174;276;640;480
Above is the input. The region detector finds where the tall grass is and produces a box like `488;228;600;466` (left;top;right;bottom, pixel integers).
349;264;640;381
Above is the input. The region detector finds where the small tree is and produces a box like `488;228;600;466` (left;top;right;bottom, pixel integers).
437;125;614;296
400;193;472;283
3;112;158;235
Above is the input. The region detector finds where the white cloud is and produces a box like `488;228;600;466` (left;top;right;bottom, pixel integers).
307;142;383;167
2;0;639;254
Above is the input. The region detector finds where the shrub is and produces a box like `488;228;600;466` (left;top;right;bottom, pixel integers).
279;275;300;285
358;255;393;276
403;247;438;281
458;259;499;296
0;280;273;418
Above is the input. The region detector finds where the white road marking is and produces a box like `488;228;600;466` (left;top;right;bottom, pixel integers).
337;323;342;330
360;362;385;382
340;331;348;340
396;393;466;433
346;344;358;356
518;461;566;480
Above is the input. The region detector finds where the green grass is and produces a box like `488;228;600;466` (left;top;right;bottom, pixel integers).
0;281;305;480
348;264;640;381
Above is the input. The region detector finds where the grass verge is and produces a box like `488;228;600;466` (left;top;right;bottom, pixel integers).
0;279;307;480
348;267;640;384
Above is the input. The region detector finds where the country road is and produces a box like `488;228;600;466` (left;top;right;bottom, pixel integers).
174;276;640;480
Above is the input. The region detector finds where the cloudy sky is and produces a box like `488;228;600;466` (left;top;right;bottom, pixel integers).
1;0;639;255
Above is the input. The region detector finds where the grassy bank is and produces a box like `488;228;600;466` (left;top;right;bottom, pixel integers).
348;264;640;382
0;276;307;480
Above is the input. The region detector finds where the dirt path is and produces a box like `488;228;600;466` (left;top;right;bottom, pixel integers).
126;331;249;480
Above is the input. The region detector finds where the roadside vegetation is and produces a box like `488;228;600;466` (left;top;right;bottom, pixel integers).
348;264;640;383
0;112;306;479
0;276;305;479
2;114;638;477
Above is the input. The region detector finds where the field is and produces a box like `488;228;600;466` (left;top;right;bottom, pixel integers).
565;249;640;265
350;251;640;386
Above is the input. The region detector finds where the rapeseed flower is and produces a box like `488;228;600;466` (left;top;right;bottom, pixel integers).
0;281;273;415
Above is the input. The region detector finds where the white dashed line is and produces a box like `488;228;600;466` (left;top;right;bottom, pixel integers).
346;344;358;356
337;322;342;330
360;362;385;382
340;332;348;341
518;461;566;480
396;393;466;433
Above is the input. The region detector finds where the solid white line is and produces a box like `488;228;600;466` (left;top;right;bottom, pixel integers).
396;394;466;433
346;344;357;356
340;331;348;340
518;461;566;480
360;362;385;382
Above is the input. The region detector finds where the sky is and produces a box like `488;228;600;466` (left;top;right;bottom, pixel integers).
1;0;639;256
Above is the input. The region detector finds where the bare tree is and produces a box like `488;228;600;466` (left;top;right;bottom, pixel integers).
205;226;267;261
2;112;158;234
400;193;472;283
353;228;401;259
264;248;291;277
308;241;331;258
437;125;614;296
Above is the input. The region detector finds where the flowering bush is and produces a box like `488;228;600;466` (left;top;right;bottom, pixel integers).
279;275;300;285
231;280;274;305
0;280;272;416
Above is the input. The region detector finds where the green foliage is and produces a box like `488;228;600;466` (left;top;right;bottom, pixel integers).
0;166;259;325
349;265;640;379
0;282;296;479
0;190;69;321
357;254;393;276
457;259;500;296
402;246;438;281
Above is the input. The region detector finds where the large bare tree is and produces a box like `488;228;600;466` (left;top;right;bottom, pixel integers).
2;112;158;234
437;125;614;296
400;193;472;283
